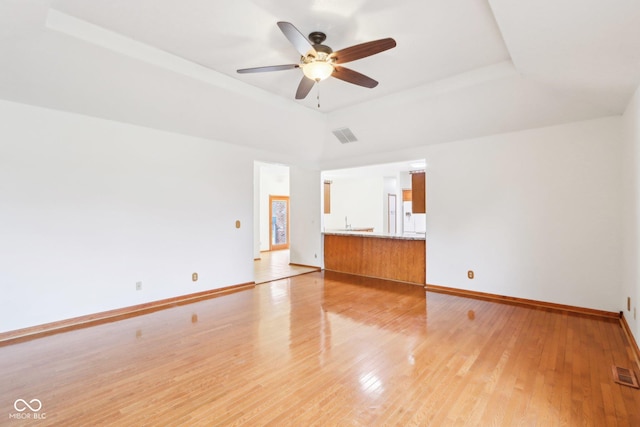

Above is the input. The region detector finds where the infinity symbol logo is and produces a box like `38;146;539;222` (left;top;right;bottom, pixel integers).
14;399;42;412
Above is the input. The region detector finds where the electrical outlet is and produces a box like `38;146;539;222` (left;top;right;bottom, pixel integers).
136;281;142;291
192;272;198;282
467;270;474;279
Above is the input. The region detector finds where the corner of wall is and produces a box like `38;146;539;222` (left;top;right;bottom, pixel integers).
621;85;640;344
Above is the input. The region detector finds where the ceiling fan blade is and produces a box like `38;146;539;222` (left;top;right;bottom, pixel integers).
330;38;396;64
277;21;315;57
331;66;378;88
295;76;315;99
237;64;299;74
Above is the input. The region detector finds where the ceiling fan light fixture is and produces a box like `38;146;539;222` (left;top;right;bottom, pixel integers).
302;61;334;81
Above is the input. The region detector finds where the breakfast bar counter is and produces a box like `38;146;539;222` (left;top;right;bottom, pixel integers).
323;231;426;285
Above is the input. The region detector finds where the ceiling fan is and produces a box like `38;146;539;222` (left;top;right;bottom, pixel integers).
237;22;397;101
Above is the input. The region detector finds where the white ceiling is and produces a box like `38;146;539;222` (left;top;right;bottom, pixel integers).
1;0;640;166
45;0;511;112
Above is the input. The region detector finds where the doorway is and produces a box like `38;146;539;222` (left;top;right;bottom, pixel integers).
269;195;290;251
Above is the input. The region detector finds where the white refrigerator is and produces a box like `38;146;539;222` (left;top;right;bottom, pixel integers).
403;201;426;234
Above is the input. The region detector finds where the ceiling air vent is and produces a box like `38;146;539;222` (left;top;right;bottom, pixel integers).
332;127;358;144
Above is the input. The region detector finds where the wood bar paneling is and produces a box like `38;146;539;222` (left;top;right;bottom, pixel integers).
324;234;425;284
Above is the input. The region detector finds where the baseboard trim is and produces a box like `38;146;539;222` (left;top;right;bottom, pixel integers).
0;282;255;346
620;313;640;372
425;284;619;319
289;263;321;271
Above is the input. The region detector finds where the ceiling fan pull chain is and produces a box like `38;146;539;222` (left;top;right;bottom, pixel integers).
317;80;321;108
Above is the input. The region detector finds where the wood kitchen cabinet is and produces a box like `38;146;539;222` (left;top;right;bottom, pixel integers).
411;172;426;213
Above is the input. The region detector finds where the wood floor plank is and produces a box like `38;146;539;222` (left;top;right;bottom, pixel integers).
1;271;639;426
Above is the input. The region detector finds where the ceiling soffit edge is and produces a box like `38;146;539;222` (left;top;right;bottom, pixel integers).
44;9;322;120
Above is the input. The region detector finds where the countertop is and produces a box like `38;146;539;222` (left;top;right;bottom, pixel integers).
323;230;426;241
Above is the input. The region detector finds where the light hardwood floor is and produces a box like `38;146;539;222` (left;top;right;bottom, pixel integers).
1;271;639;426
254;249;318;284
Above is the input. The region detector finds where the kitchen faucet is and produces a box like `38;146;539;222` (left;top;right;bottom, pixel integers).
345;216;351;229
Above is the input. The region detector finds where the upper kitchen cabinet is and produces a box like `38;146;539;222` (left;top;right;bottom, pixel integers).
411;172;426;213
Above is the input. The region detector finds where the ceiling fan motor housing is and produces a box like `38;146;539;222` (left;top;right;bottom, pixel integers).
307;32;333;57
309;31;327;45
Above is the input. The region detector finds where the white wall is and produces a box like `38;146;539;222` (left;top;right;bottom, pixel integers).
622;86;640;342
320;116;627;316
1;95;630;336
289;166;322;268
0;100;256;332
323;176;384;232
424;117;623;312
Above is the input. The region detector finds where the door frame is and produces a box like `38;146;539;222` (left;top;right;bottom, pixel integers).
388;193;397;234
269;195;290;251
